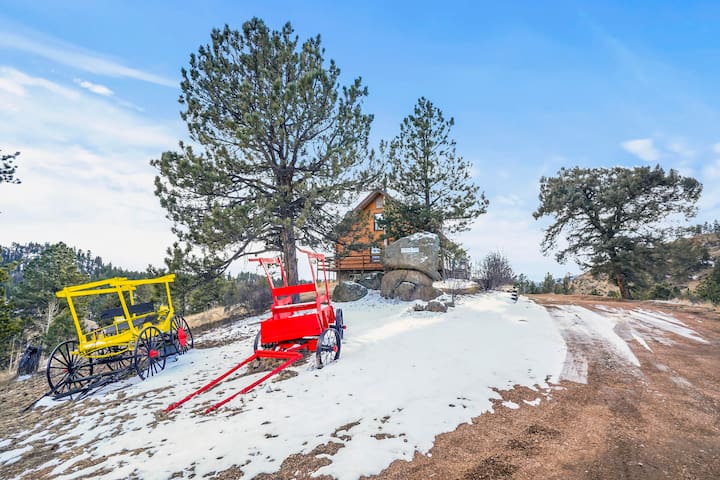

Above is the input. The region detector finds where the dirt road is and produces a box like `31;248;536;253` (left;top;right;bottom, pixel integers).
366;296;720;480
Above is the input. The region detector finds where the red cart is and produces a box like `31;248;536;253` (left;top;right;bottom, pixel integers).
166;249;344;414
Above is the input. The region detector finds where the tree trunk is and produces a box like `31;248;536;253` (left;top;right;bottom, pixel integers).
281;224;299;288
615;272;632;300
46;298;59;333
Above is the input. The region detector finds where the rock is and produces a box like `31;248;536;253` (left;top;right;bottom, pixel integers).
356;272;384;290
395;282;416;301
332;281;368;302
382;232;441;280
425;300;448;313
381;269;442;301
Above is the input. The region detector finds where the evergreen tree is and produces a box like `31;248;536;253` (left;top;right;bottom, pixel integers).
1;149;21;185
533;166;702;299
696;262;720;305
540;273;556;294
0;264;22;368
13;242;88;345
380;97;488;241
152;19;376;286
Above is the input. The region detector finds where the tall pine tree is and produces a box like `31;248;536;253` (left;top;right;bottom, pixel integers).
533;166;702;299
381;97;488;245
152;19;377;285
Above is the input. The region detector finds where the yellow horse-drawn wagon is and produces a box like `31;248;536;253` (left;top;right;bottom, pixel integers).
47;275;193;398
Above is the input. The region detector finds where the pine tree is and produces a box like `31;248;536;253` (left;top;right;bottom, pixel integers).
13;242;88;346
381;97;488;242
696;262;720;305
533;165;702;299
1;149;21;185
0;265;22;368
152;19;377;285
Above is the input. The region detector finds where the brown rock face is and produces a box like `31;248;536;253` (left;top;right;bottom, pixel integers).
381;269;442;301
382;232;441;281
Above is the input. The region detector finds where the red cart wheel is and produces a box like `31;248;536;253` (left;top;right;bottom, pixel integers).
134;326;166;380
316;328;341;369
171;316;194;355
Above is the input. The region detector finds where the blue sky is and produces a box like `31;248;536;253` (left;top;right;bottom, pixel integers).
1;1;719;280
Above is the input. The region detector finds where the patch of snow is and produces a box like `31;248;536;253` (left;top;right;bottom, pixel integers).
632;332;652;352
501;401;519;409
671;376;693;389
0;445;32;465
559;352;589;384
523;398;541;406
433;279;478;290
550;305;640;367
630;309;708;344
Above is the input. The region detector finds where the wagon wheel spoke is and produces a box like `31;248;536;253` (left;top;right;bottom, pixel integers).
46;340;93;395
170;316;193;355
316;328;341;369
134;326;166;380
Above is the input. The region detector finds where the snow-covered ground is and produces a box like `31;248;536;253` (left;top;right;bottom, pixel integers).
548;303;707;384
0;292;708;480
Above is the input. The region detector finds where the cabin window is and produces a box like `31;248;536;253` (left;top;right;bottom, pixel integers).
375;196;383;208
374;213;383;231
371;248;381;263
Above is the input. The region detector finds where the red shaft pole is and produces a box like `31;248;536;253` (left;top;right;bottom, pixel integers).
164;353;259;412
204;353;302;413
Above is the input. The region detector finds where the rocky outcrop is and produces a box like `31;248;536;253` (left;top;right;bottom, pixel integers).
413;300;450;312
332;281;368;302
426;300;448;312
382;232;441;281
356;272;384;290
380;269;442;301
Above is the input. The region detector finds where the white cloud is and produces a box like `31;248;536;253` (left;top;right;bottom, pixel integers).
457;209;580;281
713;143;720;154
0;28;176;87
0;67;181;271
74;78;113;96
621;138;660;162
666;140;695;158
703;159;720;180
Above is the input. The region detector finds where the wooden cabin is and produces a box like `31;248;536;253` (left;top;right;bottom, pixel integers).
332;190;387;280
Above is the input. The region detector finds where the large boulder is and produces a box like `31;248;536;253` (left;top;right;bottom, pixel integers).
382;232;441;280
356;272;384;290
332;281;368;302
381;269;442;301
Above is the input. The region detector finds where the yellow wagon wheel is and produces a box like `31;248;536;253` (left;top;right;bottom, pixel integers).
134;326;166;380
46;340;93;395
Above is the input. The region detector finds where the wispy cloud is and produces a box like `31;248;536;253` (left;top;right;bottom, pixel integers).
666;140;695;158
713;143;720;154
704;159;720;180
0;28;176;87
0;67;181;270
621;138;660;162
73;78;113;96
